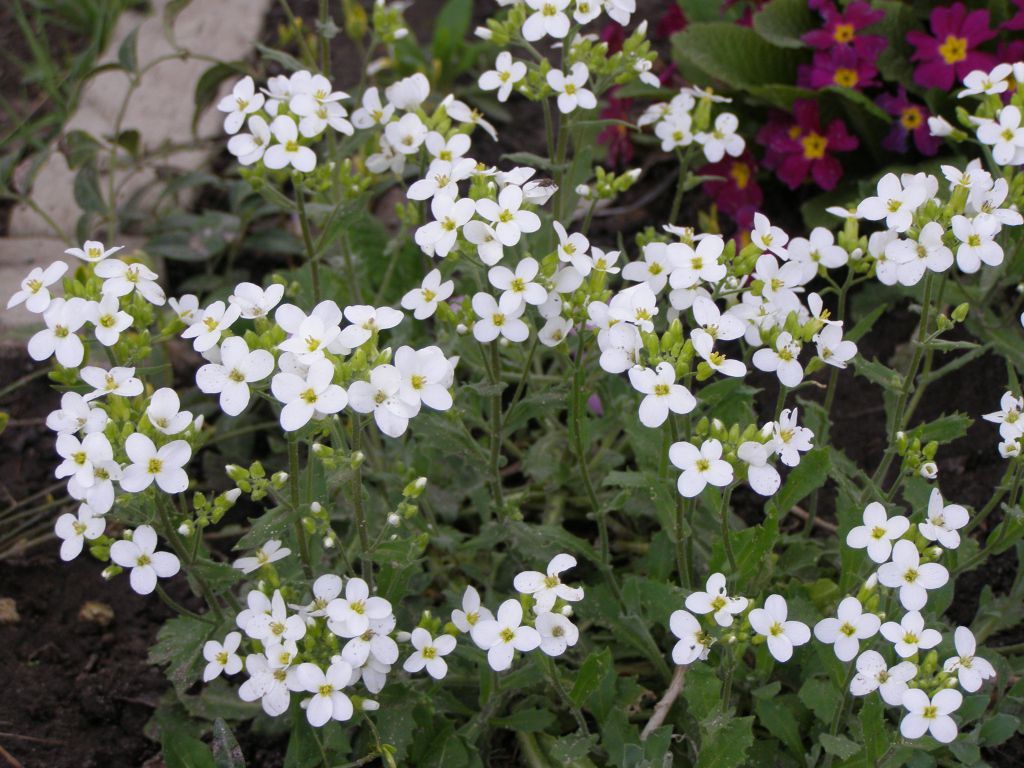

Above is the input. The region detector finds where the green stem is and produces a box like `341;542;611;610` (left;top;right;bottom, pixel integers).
287;432;314;579
823;664;857;768
293;175;321;303
543;655;590;736
720;486;736;571
488;343;506;517
350;418;373;587
155;493;223;619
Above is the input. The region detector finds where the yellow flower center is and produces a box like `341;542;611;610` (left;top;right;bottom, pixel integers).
147;458;163;474
802;132;828;160
833;23;855;44
939;35;968;65
833;68;859;88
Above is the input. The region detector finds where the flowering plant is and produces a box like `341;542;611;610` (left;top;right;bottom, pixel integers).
6;0;1024;765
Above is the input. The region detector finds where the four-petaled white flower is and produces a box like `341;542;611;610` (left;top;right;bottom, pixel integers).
55;432;113;488
55;503;106;561
951;214;1002;273
880;610;942;658
943;626;996;692
522;0;571;41
272;358;348;432
401;269;454;320
403;628;457;679
877;540;949;611
813;597;881;662
94;259;165;305
109;525;181;595
65;240;122;263
198;336;276;416
28;297;88;368
476;185;541;247
234;539;292;574
737;441;781;497
846;502;910;564
900;689;962;744
247;590;308;644
813;324;857;369
748;594;811;662
46;392;107;435
87;294;132;347
264;116;317;172
227;115;271;165
80;365;143;401
976;105;1024;165
857;173;928;233
229;282;285;319
218;76;265;134
479;52;527;102
326;577;393;638
669;438;733;498
488;257;547;310
347;364;419;438
203;632;243;682
669;609;711;665
547;63;596;114
513;554;584;612
415;195;476;258
984;391;1024;440
471;292;529;343
536;612;579;657
751;213;789;257
451;586;494;633
685;572;748;627
295;660;355;726
470;599;541;671
850;650;917;705
696;113;744;163
147;387;193;435
628;363;696;428
7;261;67;313
120;433;191;494
919;488;969;549
182;300;241;353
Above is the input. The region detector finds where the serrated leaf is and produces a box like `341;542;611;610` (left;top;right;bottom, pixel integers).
798;677;841;724
149;615;215;691
571;648;613;707
771;448;830;515
752;0;816;48
853;357;903;392
696;713;754;768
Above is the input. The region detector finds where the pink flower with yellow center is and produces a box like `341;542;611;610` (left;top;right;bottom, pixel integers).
756;100;858;191
907;2;996;90
877;87;941;156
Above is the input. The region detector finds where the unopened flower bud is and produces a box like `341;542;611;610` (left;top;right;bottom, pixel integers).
224;488;242;504
456;323;468;335
387;513;401;526
178;521;194;536
310;501;323;514
323;535;335;549
560;604;574;617
225;464;247;481
101;565;120;580
350;451;365;469
919;461;938;479
951;302;969;323
272;471;289;487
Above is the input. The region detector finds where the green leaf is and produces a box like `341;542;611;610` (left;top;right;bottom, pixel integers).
905;413;972;445
798;678;841;725
255;43;305;72
755;696;803;757
672;23;804;90
820;733;862;759
978;713;1020;746
853;357;903;392
164;736;217;768
73;164;105;213
771;447;830;515
211;719;246;768
194;62;247;133
491;708;556;732
149;615;215;691
283;704;326;768
117;26;140;72
858;695;888;764
696;713;754;768
682;663;722;722
752;0;815;48
62;130;102;169
571;648;613;707
432;0;471;65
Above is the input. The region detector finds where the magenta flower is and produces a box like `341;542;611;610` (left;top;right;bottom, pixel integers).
655;3;687;39
806;46;880;90
802;1;886;58
877;88;941;156
907;3;997;90
599;22;626;54
1006;0;1024;31
699;151;763;227
756;100;858;191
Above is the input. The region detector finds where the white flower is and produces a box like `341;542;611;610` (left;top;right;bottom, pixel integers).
673;236;728;290
394;345;453;411
338;304;404;349
109;525;180;595
846;502;910;564
943;626;996;692
887;222;953;288
984;391;1024;440
7;261;67;313
452;586;495;633
609;283;659;331
488;257;547;309
384;113;429;155
80;365;143;401
623;243;682;294
227;115;272;165
786;227;847;281
751;212;789;257
692;331;746;379
812;324;857;369
293;98;353;138
919;488;969;549
55;431;112;488
94;259;165;305
669;609;711;665
748;594;811;662
880;610;942;658
463;221;504;265
181;300;241;353
120;433;191;494
146;388;193;435
301;574;344;618
959;63;1013;97
198;337;275;416
264;116;317;172
900;689;962;743
813;597;881;662
415;195;476;258
552;221;593;276
351;86;394;129
999;439;1021;458
425;132;472;162
976;105;1024;165
547;63;596;114
856;173;928;233
271;358;348;432
169;294;199;323
470;599;541;671
968;178;1023;227
628;363;696;428
685;573;748;627
690;296;744;344
850;650;916;705
203;632;243;682
513;553;584;612
479;52;527;102
476;185;541;247
347;364;419;438
238;652;297;716
669;438;733;498
591;247;621;274
655;113;694;151
218;76;265;134
27;297;88;368
296;660;354;726
952;214;1002;273
407;158;475;201
342;615;399;668
753;332;804;388
471;292;529;343
229;282;284;319
523;0;571;41
385;73;430;111
443;97;498;140
597;322;642;373
877;540;949;611
325;577;392;638
401;269;454;320
86;294;132;347
55;503;106;561
47;392;107;435
247;590;308;644
696;113;744;163
403;628;457;679
737;441;781;497
604;0;635;25
928;115;955;137
771;408;813;467
64;240;122;263
234;539;291;574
